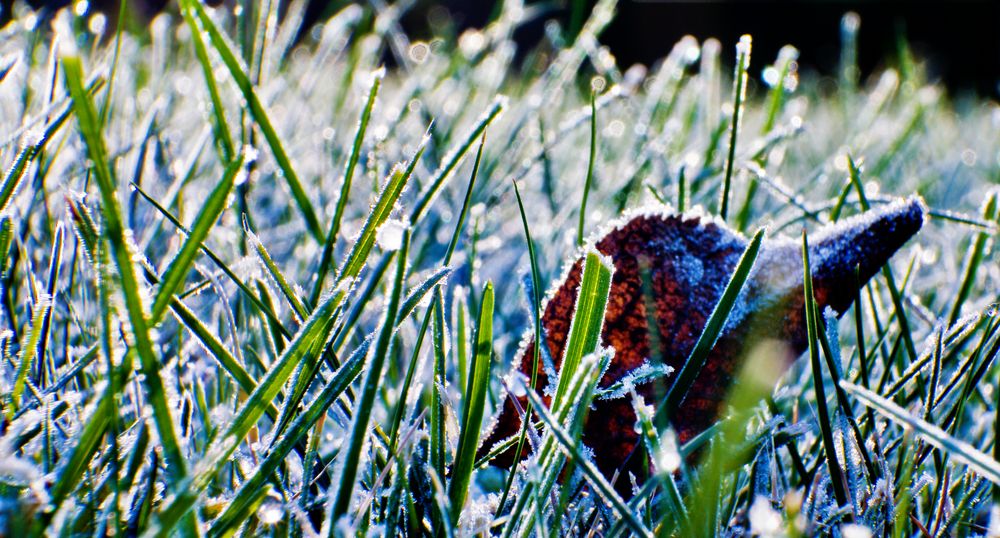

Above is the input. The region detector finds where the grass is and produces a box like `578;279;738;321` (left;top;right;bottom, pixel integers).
0;1;998;536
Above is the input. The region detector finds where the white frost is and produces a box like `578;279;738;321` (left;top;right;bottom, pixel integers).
376;218;408;251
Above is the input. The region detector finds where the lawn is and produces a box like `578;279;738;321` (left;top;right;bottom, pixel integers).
0;0;998;536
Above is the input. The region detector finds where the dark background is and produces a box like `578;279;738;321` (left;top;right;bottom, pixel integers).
7;0;999;97
423;0;999;97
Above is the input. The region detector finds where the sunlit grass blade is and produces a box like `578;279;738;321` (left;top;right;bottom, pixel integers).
656;227;765;426
328;228;410;526
187;0;323;240
577;90;597;247
505;251;614;536
802;229;851;510
311;67;384;305
524;384;652;538
336;143;425;284
245;216;308;320
552;251;614;407
842;380;1000;486
719;35;751;221
63;55;189;482
150;154;244;322
448;280;494;526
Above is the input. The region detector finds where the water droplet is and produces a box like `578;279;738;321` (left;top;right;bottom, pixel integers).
409;42;430;64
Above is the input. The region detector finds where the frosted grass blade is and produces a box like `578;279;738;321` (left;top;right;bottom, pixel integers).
150;154;244;322
328;228;410;526
63;56;189;481
842;380;1000;486
311;68;384;305
188;0;323;240
447;281;494;525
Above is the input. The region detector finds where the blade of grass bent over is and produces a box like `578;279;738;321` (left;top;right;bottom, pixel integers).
842;380;1000;486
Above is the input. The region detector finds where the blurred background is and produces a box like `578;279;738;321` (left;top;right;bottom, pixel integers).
4;0;999;96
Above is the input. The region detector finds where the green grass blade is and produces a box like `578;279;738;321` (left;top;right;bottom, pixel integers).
552;251;614;408
524;386;652;538
657;227;765;425
245;217;308;320
328;228;410;526
802;230;851;510
187;0;323;241
48;380;113;507
150;154;244;323
178;0;234;160
336;139;426;284
577;91;597;247
430;287;448;484
311;68;384;305
846;155;918;362
719;35;751;221
448;280;494;526
63;55;189;480
842;380;1000;486
10;294;51;412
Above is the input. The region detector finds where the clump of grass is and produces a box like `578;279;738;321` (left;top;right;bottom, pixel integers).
0;2;998;536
